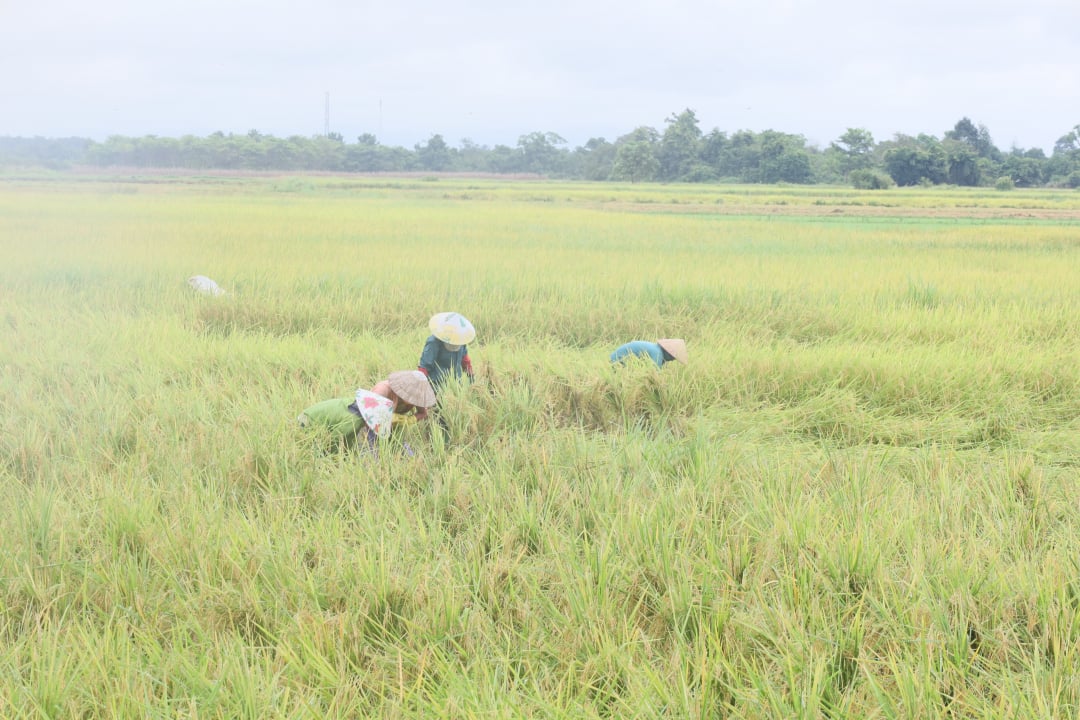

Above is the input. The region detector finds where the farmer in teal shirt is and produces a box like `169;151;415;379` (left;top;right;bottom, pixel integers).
610;338;688;368
419;311;476;390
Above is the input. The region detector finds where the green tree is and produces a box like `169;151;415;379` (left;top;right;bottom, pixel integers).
488;144;524;174
720;130;760;181
657;109;703;181
517;132;567;175
455;138;490;172
700;130;728;172
376;145;416;173
178;134;212;168
265;136;302;170
1002;148;1046;187
612;142;658;182
882;134;947;186
612;127;659;183
342;134;388;172
85;135;136;166
1054;125;1080;154
415;134;452;171
943;139;980;186
829;128;875;178
307;135;346;171
758;130;812;183
343;142;380;171
1048;125;1080;185
0;136;91;168
573;137;617;181
945;117;1000;160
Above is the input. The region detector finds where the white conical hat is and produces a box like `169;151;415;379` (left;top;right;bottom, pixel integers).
354;388;395;439
428;312;476;345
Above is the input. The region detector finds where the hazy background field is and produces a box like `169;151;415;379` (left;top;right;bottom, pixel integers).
1;174;1078;717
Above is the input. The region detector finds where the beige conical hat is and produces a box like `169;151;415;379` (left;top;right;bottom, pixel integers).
429;312;476;345
657;338;688;364
388;370;437;407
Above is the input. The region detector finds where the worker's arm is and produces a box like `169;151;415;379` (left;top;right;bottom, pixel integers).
462;351;474;382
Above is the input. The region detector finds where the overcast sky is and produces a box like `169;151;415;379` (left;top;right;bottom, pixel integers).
2;0;1077;153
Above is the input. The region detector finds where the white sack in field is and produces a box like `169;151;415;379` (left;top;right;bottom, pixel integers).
187;275;225;296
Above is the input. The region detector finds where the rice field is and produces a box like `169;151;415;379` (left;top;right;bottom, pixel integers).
1;173;1079;718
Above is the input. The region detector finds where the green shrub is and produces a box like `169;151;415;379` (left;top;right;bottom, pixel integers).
681;164;718;183
994;176;1015;191
849;169;895;190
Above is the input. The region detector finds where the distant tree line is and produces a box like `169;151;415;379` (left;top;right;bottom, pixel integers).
4;111;1080;189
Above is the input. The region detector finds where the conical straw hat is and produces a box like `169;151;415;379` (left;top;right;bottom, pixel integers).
657;338;688;365
429;312;476;345
388;370;437;408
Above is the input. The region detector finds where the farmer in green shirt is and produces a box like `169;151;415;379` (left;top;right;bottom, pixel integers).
298;370;435;453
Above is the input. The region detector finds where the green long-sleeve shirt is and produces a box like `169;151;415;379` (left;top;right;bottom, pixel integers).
297;398;366;438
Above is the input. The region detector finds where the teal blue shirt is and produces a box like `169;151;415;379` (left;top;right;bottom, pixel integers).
419;335;470;389
610;341;668;368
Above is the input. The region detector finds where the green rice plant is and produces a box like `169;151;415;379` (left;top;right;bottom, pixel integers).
0;174;1078;716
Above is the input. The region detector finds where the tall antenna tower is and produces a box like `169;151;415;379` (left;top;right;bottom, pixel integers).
324;92;330;137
